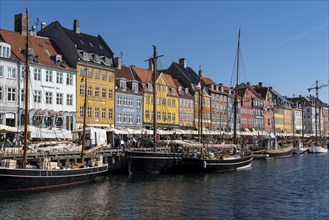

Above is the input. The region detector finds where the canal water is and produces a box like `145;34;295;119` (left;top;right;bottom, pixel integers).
0;154;328;220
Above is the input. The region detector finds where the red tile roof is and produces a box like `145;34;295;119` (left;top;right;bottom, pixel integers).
0;29;74;71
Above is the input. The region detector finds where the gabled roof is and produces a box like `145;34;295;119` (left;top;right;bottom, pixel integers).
239;83;263;100
62;26;114;57
201;77;216;85
115;66;134;80
166;62;200;95
0;28;74;71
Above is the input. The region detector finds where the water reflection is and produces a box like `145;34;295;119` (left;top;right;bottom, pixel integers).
0;154;328;219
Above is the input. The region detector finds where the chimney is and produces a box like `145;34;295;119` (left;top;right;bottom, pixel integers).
14;13;28;36
258;82;263;87
179;58;186;68
73;19;80;34
115;57;122;70
41;22;46;30
198;69;204;77
247;82;250;86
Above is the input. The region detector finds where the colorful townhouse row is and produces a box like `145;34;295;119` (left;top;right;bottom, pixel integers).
0;13;328;137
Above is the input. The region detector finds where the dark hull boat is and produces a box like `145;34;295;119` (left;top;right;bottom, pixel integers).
126;151;182;174
0;165;108;192
179;153;253;173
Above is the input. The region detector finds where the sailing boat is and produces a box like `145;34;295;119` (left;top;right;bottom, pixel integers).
126;46;182;174
308;94;328;153
0;7;108;192
252;102;293;158
178;29;253;172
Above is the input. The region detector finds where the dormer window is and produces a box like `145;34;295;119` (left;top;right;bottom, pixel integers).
94;54;100;63
120;80;126;91
83;51;89;61
56;54;62;63
211;84;214;90
148;83;152;92
0;42;11;58
185;88;189;94
171;88;175;95
216;85;219;91
132;83;138;93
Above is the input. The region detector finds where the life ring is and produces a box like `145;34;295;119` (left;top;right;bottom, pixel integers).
203;161;207;169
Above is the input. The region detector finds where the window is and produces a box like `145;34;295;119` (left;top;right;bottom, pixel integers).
95;69;100;79
172;100;176;107
137;99;141;108
88;68;92;78
168;99;171;107
8;67;16;79
172;113;176;121
80;85;85;96
80;66;84;76
34;90;41;103
129;115;133;124
132;83;138;92
0;43;11;58
102;108;106;118
95;87;100;97
162;98;166;106
146;96;150;104
120;81;126;90
162;85;166;92
87;107;92;118
129;98;133;107
157;97;161;105
168;112;171;121
146;110;150;119
162;112;166;120
117;96;122;106
66;74;73;85
88;86;92;96
157;111;161;120
123;114;127;124
56;93;63;105
108;89;113;99
137;115;141;124
0;87;2;101
102;70;106;80
148;83;152;92
123;97;127;106
21;89;25;102
109;72;113;81
95;107;99;118
102;88;106;98
56;72;63;84
46;70;53;82
108;108;113;119
0;65;4;77
46;92;52;104
7;88;16;102
171;88;175;95
117;113;122;123
80;106;84;118
67;94;73;106
34;68;41;81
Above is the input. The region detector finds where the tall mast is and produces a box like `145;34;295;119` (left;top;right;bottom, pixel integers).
22;6;30;169
152;46;157;150
233;29;240;145
80;67;88;162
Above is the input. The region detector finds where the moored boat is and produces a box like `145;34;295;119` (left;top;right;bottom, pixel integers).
308;145;328;153
0;9;108;192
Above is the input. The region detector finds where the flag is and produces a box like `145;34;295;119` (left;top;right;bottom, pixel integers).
196;82;201;90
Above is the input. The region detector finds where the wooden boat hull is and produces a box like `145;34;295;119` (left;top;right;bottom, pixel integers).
0;164;108;192
126;151;182;174
265;146;293;158
179;154;253;173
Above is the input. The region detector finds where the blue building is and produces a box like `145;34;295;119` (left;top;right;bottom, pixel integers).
114;65;143;130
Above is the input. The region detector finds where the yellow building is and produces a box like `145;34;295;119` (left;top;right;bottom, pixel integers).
76;64;116;128
132;66;179;129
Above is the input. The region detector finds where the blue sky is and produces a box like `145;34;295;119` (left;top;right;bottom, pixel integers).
1;0;328;103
